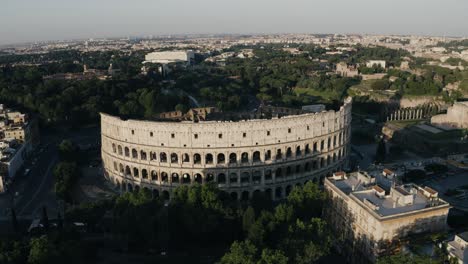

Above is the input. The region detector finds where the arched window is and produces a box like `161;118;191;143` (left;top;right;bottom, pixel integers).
151;171;158;181
229;153;237;164
160;152;167;162
229;173;238;183
194;173;202;184
217;173;226;184
252;171;261;183
132;149;138;159
118;145;123;155
305;144;310;155
276;149;282;160
217;153;225;164
194;153;201;164
305;162;310;171
113;162;117;171
171;153;178;163
150;152;157;161
133;167;139;178
333;153;337;162
313;142;317;152
286;166;292;176
241;152;249;163
241;172;250;183
119;164;124;173
140;151;147;160
253;151;261;162
265;170;272;181
182;153;190;163
124;147;130;157
182;173;191;184
206;173;214;182
286;147;292;158
296;146;301;157
161;172;168;182
112;144;116;153
172;173;180;183
125;166;131;176
142;169;148;179
265;150;271;161
205;153;213;164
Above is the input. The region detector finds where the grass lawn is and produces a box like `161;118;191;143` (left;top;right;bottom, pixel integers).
294;87;341;102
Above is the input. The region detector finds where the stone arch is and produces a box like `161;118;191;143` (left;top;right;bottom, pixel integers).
133;167;139;178
253;151;261;162
124;147;130;157
119;163;124;173
193;173;202;184
265;150;271;160
217;173;226;184
241;172;250;183
182;173;191;184
229;153;237;164
217;153;225;164
172;173;180;183
171;153;178;163
304;162;310;172
206;173;214;182
112;143;116;153
241;152;249;163
161;172;168;182
125;166;131;176
160;152;167;162
194;153;201;164
118;145;123;155
140;150;147;160
286;147;292;158
253;171;261;183
305;144;310;155
150;151;157;161
276;149;282;159
182;153;190;163
151;170;158;181
132;148;138;159
142;169;148;179
230;173;238;183
205;153;214;164
265;169;272;181
286;166;292;176
296;146;301;157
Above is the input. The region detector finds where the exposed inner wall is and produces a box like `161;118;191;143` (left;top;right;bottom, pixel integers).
100;97;353;200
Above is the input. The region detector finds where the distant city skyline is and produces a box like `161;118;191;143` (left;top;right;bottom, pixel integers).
1;0;468;45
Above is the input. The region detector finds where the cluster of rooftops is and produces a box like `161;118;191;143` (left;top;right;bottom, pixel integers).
327;169;450;218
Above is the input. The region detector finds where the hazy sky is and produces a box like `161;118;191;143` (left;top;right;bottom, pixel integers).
1;0;468;45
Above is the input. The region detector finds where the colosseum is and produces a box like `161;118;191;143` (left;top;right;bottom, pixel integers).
100;97;352;200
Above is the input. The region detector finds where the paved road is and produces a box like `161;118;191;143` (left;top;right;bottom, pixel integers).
0;126;100;223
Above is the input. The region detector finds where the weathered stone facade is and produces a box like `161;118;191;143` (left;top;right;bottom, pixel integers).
100;98;352;200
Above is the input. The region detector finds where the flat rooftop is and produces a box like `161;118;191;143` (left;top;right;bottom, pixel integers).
327;172;450;218
352;189;433;217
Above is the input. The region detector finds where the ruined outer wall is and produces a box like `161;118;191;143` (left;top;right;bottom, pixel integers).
101;98;352;200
